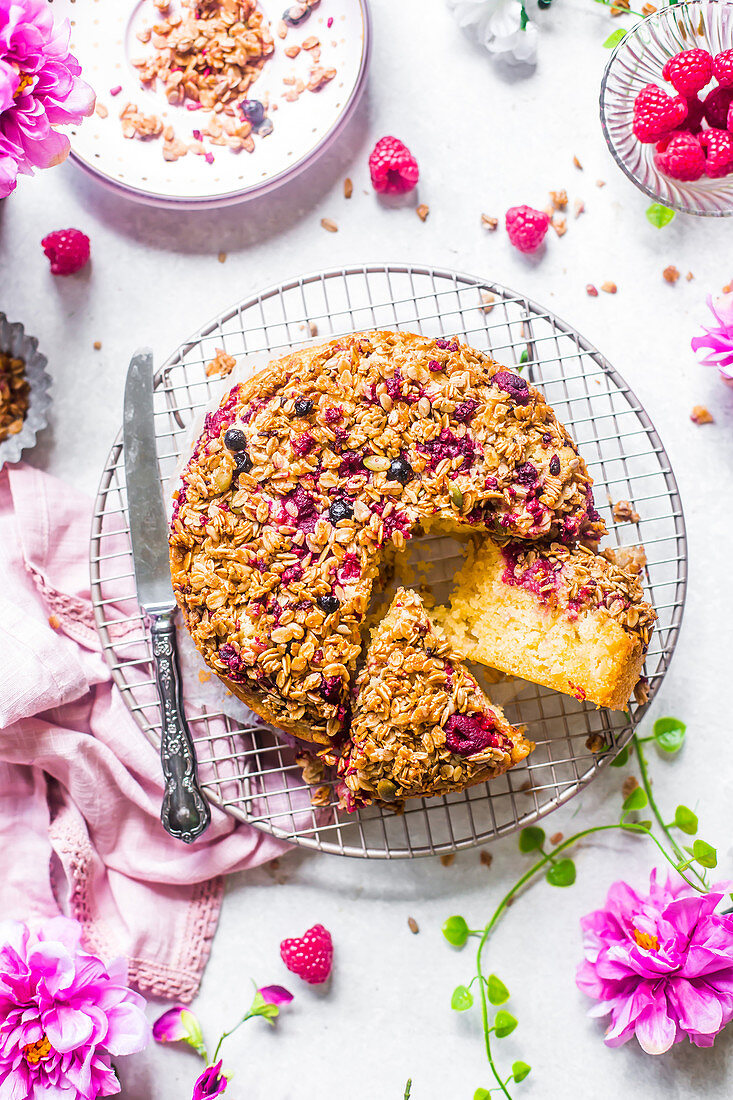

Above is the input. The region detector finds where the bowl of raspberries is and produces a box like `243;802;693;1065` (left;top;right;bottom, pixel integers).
600;0;733;215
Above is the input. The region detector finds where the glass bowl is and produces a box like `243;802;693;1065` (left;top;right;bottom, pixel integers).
600;0;733;215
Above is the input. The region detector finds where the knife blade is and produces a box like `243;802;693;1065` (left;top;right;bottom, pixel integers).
123;348;211;844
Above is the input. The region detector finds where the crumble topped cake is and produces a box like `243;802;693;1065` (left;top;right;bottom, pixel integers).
433;538;657;710
337;587;532;808
169;330;604;745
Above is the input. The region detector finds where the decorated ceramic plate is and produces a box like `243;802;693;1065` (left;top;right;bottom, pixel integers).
60;0;371;209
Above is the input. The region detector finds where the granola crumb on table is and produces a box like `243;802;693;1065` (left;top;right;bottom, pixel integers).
169;330;605;756
690;405;714;424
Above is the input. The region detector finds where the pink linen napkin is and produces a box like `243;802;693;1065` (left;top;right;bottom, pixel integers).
0;463;289;1003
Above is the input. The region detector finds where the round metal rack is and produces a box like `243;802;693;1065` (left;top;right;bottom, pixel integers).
90;264;687;857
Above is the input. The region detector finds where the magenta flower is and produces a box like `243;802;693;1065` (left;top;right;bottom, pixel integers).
0;0;95;198
0;916;150;1098
577;871;733;1054
153;1005;198;1044
257;985;293;1008
192;1059;227;1099
691;292;733;385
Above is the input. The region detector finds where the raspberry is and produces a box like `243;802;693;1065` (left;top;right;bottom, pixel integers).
41;229;90;275
654;132;706;181
505;206;549;253
661;48;712;95
712;49;733;87
703;85;733;129
700;128;733;178
632;83;688;142
280;924;333;985
675;95;705;133
368;136;419;194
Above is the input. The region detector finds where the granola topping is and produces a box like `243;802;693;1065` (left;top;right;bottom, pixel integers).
169;331;605;744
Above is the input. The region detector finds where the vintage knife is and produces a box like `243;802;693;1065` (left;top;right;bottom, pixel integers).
123;348;211;844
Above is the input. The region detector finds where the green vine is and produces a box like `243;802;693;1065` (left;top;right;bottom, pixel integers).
442;721;718;1098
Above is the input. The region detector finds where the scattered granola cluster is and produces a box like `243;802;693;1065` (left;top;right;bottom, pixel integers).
0;350;30;444
335;588;531;808
169;331;604;747
113;0;336;163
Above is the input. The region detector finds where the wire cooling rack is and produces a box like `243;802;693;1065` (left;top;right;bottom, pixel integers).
90;264;687;858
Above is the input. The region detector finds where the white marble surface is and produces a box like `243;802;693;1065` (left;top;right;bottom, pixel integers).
2;0;733;1096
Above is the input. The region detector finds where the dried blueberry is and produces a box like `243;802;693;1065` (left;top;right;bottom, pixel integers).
549;455;561;477
224;427;247;451
257;118;274;137
329;498;354;524
241;99;265;126
318;594;340;615
387;455;414;485
294;398;314;417
234;451;252;475
283;2;310;25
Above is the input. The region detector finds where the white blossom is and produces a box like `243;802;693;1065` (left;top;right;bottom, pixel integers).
447;0;539;66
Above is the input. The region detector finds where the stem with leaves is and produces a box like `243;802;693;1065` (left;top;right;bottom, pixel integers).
443;719;719;1100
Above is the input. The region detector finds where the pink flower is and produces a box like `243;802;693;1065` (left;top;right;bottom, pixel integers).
577;871;733;1055
192;1059;227;1099
0;916;150;1098
691;292;733;385
153;1004;198;1044
0;0;95;198
257;985;293;1008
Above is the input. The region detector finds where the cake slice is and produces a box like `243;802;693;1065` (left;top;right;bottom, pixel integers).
338;588;532;808
433;538;656;710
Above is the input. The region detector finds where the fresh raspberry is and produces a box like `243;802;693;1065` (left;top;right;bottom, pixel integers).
505;205;550;253
703;85;733;129
632;83;688;142
700;128;733;178
368;136;419;194
41;228;90;275
661;48;712;95
280;924;333;984
712;49;733;87
675;95;705;133
654;132;706;181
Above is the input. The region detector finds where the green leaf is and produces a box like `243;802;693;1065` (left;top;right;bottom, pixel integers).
646;203;675;228
692;839;717;868
494;1010;518;1038
610;745;629;768
518;826;545;853
442;915;470;947
487;974;510;1005
180;1010;206;1057
653;716;686;754
603;28;626;48
520;5;529;31
546;858;576;887
519;349;529;364
674;805;698;835
622;787;649;813
451;984;474;1011
512;1061;532;1083
474;1091;491;1100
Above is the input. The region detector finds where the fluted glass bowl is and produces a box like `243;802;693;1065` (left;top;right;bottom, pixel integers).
600;0;733;215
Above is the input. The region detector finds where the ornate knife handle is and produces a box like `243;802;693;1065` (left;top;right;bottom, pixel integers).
150;610;211;843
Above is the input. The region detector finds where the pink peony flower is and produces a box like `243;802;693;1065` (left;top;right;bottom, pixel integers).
691;292;733;385
0;916;150;1098
577;871;733;1055
192;1059;227;1099
0;0;95;198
